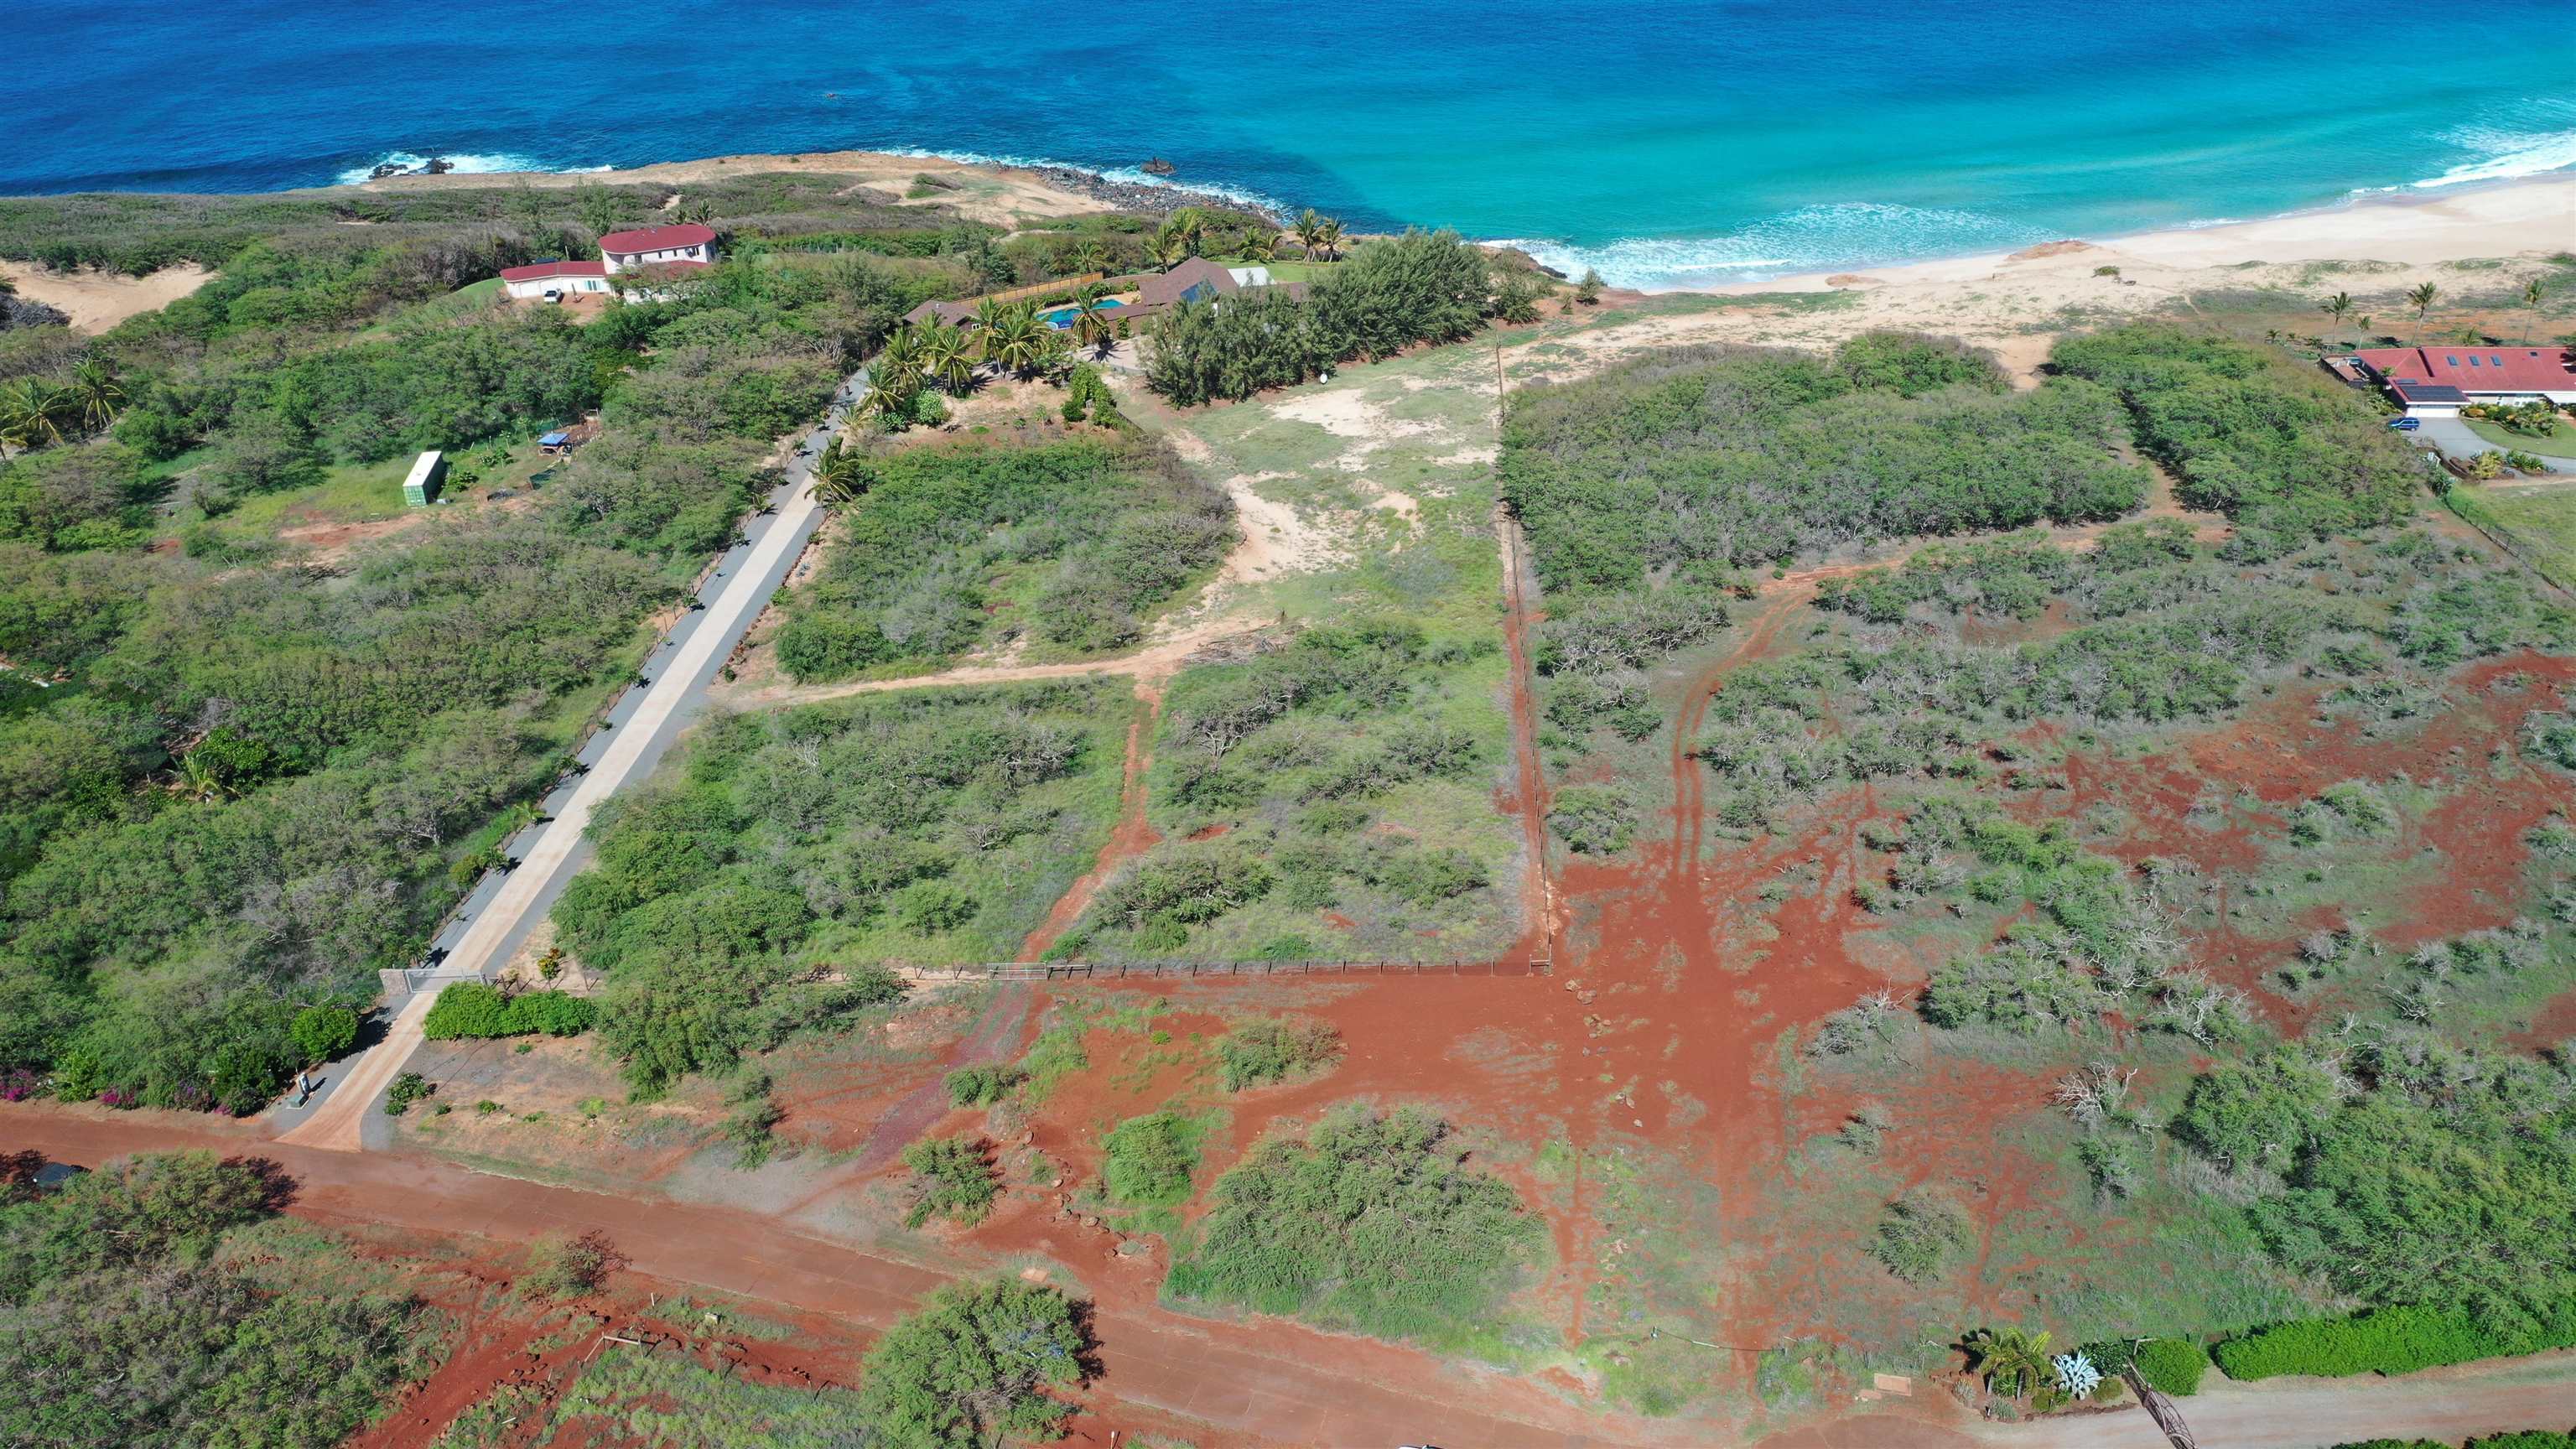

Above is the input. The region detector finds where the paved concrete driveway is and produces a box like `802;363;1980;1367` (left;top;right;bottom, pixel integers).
276;371;866;1149
2412;413;2576;474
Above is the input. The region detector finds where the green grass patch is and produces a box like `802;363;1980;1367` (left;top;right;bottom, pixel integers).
547;1348;869;1448
2453;483;2576;590
1165;1104;1546;1355
2466;416;2576;460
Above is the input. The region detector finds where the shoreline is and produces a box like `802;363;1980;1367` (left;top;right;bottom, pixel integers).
351;147;1286;228
1703;169;2576;300
349;143;2573;293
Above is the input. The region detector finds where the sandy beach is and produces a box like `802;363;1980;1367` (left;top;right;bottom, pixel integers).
1521;172;2576;382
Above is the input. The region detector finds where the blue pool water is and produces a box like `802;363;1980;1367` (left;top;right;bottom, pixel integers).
13;1;2576;288
1039;298;1127;329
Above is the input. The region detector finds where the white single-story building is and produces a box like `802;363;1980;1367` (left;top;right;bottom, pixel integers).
499;259;612;300
499;222;721;301
598;222;718;274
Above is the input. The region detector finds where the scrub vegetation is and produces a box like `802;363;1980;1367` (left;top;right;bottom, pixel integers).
0;1151;434;1448
0;164;1250;1119
1500;319;2576;1425
554;679;1135;1090
774;437;1233;680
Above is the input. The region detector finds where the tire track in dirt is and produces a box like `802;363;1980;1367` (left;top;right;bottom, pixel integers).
839;984;1034;1179
1017;682;1166;963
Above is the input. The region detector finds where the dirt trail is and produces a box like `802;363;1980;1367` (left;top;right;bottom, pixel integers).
1020;683;1166;962
844;984;1033;1176
9;1108;1631;1449
718;613;1258;712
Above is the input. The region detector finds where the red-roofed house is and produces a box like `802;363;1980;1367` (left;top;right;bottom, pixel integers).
598;222;718;274
2342;345;2576;413
498;259;610;300
497;222;720;302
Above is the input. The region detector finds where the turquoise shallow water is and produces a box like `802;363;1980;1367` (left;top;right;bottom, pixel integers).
14;0;2576;287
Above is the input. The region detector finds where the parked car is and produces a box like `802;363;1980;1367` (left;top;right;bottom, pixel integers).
2387;416;2421;431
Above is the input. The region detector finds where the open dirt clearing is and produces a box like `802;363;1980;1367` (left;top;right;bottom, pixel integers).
1;259;210;332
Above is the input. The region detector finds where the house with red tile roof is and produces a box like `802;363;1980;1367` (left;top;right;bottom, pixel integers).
2341;345;2576;412
497;222;719;301
498;259;610;299
598;222;718;274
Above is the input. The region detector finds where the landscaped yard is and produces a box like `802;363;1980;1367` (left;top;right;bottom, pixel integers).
2449;479;2576;589
2467;413;2576;459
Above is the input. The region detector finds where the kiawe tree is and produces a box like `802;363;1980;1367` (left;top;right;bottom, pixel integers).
857;1277;1089;1449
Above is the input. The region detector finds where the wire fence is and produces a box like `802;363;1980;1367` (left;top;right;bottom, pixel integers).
908;957;1552;984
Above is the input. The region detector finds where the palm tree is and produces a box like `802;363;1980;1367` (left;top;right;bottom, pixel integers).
871;324;926;401
0;377;75;454
69;359;126;433
1150;224;1193;269
2321;291;2355;335
2407;282;2440;339
1292;208;1327;258
2524;278;2550;342
1311;216;1346;263
1237;230;1278;264
920;321;976;395
175;750;241;803
1068;285;1115;356
811;437;877;505
979;304;1050;378
1963;1326;2054;1402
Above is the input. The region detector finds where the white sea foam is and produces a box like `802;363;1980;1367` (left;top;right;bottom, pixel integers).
333;151;546;186
2413;115;2576;189
875;143;1298;216
1507;202;2040;292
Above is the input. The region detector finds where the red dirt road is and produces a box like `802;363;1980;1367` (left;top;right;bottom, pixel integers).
5;1108;1636;1448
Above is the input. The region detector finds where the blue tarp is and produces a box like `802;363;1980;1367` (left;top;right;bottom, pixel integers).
538;431;569;446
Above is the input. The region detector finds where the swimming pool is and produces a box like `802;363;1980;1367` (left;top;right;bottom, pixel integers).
1038;297;1125;329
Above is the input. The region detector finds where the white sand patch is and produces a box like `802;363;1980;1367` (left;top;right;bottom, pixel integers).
1221;471;1336;581
2;261;211;334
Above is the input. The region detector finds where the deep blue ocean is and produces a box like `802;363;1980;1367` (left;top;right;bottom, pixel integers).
16;0;2576;288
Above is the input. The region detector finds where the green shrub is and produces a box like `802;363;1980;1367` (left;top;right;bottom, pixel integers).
2049;323;2420;534
1868;1187;1969;1283
2213;1303;2576;1381
421;982;597;1041
857;1277;1087;1449
1099;1111;1198;1207
2132;1337;2206;1396
1166;1104;1542;1346
943;1063;1026;1107
382;1071;434;1115
1214;1017;1342;1091
1547;783;1637;854
1502;336;2147;588
522;1229;618;1300
901;1135;998;1228
288;1003;361;1063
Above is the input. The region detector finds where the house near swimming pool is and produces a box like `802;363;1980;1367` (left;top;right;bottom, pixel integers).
2334;345;2576;415
896;257;1298;334
1136;256;1277;306
499;221;719;300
